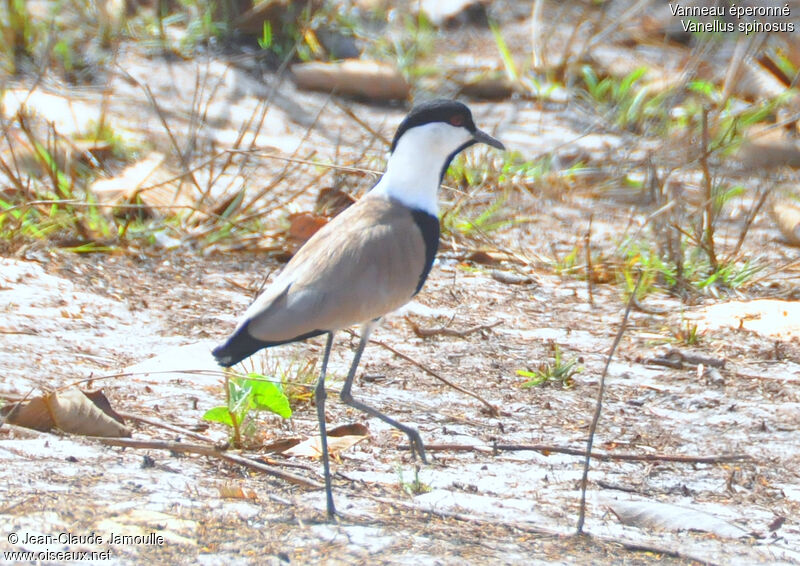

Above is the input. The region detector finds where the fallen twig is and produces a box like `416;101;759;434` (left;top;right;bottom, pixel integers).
91;436;323;490
366;336;500;417
630;295;667;315
490;270;535;285
406;317;502;339
647;348;726;370
425;442;750;463
116;411;217;443
577;273;642;534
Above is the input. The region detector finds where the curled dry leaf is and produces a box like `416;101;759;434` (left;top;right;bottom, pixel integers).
218;483;258;500
2;388;130;437
283;423;370;459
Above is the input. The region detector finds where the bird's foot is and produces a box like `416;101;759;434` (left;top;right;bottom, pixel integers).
407;430;427;464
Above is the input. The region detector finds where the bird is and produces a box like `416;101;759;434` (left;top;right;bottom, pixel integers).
212;99;505;517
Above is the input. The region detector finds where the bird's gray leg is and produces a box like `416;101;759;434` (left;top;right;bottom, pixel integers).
315;331;336;519
339;323;427;463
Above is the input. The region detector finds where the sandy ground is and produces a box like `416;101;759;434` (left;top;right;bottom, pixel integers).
2;2;800;563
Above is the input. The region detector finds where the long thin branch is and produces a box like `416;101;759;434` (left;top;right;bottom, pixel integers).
91;436;322;490
116;411;217;443
366;336;500;417
406;318;502;339
576;272;642;534
424;442;750;463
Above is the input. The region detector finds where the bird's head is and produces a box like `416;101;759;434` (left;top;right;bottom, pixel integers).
390;99;505;168
375;99;505;215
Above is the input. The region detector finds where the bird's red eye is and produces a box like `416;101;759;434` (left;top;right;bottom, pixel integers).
450;114;464;127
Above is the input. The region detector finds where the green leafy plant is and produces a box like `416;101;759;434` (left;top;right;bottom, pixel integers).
258;21;273;50
580;65;673;132
517;343;581;388
204;372;292;448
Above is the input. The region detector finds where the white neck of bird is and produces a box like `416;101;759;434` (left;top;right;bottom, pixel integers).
370;122;473;216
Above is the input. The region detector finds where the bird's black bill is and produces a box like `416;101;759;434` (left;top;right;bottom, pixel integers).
472;128;505;150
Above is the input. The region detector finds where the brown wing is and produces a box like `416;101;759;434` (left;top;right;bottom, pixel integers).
245;196;426;342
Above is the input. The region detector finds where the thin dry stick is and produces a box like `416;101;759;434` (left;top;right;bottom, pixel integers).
227;149;381;176
92;436;322;489
333;99;391;148
201;42;300;217
366;336;500;417
406;318;502;339
576;272;642;534
727;186;771;262
425;442;750;463
141;82;204;196
700;107;718;271
116;411;217;443
238;93;333;216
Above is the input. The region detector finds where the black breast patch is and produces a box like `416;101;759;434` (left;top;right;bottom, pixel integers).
410;209;440;295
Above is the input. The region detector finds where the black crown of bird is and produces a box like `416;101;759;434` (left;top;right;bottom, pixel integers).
212;98;505;518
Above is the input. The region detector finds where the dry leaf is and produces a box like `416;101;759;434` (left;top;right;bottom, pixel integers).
284;423;369;459
2;388;130;437
218;483;258;500
287;212;328;242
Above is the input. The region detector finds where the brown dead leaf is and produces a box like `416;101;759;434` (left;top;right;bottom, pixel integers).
2;388;130;437
1;395;51;431
465;250;499;265
287;212;328;242
260;437;303;453
218;483;258;500
316;186;356;216
283;423;369;459
278;212;330;258
292;60;410;101
327;423;370;437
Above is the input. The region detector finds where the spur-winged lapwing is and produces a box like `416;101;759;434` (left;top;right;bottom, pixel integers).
213;99;504;517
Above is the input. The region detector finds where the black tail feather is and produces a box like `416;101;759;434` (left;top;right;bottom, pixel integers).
212;323;327;367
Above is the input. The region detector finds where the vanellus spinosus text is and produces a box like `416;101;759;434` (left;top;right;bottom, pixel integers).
213;99;505;517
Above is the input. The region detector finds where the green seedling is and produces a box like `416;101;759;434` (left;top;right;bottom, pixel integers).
396;465;431;497
204;372;292;448
517;343;581;388
672;319;704;346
